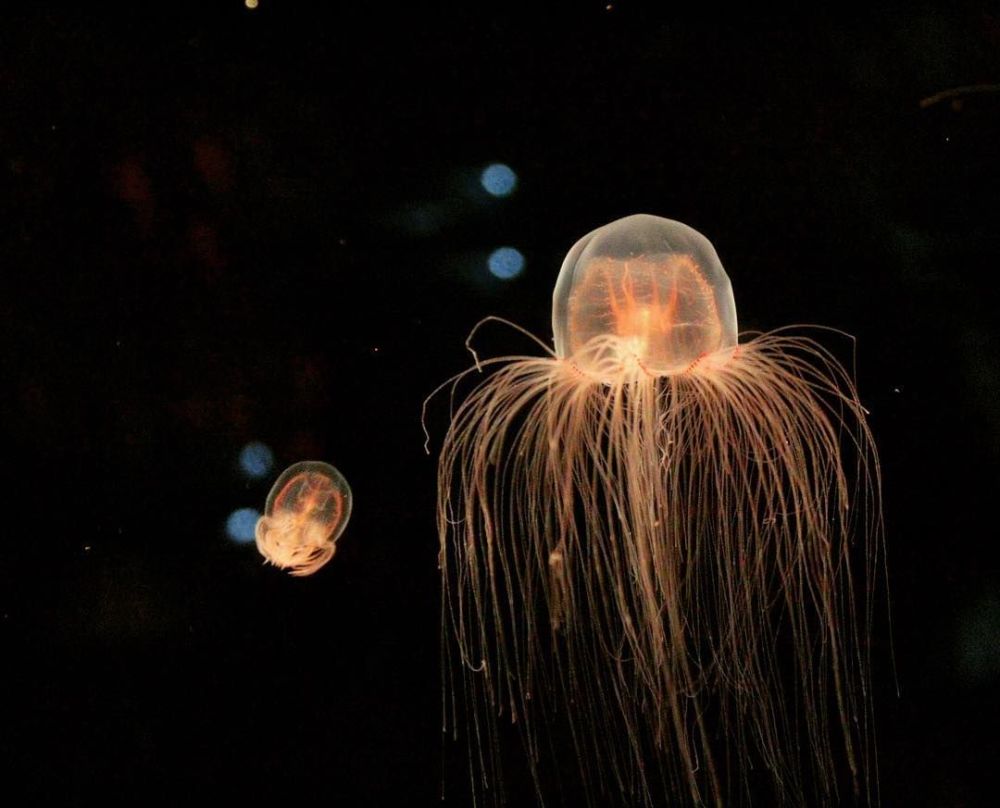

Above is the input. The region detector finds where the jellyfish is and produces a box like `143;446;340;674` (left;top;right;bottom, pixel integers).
428;215;882;806
255;460;352;577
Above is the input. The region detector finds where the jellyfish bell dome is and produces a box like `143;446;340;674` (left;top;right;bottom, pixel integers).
552;214;738;377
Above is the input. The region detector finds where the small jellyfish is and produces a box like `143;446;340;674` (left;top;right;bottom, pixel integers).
428;215;884;807
254;461;352;577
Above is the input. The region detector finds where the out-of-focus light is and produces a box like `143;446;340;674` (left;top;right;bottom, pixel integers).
245;0;259;9
958;594;1000;682
480;163;517;197
239;441;274;479
398;203;447;236
226;508;260;544
488;247;525;280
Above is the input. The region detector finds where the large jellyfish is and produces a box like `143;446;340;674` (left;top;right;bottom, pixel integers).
255;460;352;577
430;215;882;806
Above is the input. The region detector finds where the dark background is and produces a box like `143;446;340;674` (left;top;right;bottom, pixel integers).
2;3;999;805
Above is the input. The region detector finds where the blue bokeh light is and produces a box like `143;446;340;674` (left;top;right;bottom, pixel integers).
226;508;260;544
480;163;517;197
238;441;274;479
488;247;525;280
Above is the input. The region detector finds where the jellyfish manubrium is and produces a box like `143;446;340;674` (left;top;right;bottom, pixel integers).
431;214;882;806
255;460;352;577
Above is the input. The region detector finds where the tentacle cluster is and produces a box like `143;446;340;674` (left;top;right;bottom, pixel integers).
434;325;881;807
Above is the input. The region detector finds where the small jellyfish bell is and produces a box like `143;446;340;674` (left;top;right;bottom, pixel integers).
429;214;883;806
255;460;352;577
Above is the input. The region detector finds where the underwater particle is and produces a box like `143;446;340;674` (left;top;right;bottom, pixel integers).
255;461;352;577
428;214;884;807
